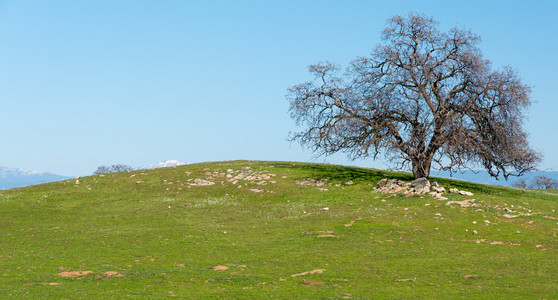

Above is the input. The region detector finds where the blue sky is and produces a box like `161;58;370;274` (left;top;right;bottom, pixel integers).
0;0;556;176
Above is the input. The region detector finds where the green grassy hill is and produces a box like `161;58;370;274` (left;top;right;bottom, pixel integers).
1;161;557;298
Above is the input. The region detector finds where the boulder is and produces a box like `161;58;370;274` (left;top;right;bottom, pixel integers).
459;190;474;196
374;177;449;198
411;178;430;193
430;181;446;193
377;178;388;187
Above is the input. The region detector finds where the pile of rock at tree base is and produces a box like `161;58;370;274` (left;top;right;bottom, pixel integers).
374;178;473;200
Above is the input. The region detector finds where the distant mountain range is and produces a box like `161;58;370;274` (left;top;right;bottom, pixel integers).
1;160;554;190
0;160;188;190
0;167;71;190
433;170;558;187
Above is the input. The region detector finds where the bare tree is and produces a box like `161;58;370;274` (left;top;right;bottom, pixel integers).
110;164;133;173
93;166;111;175
512;178;528;189
531;175;558;189
288;13;541;179
93;164;133;175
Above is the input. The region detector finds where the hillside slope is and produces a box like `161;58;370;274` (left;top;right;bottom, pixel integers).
0;161;556;298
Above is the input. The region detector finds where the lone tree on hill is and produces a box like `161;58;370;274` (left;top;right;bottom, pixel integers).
288;14;541;179
93;164;133;175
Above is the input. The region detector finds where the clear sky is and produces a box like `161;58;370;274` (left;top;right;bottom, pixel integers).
0;0;556;176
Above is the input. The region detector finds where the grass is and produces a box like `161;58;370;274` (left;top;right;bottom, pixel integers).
0;160;556;298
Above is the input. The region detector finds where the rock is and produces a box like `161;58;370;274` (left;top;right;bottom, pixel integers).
378;179;405;190
392;185;407;194
449;188;459;193
296;178;330;187
411;177;430;187
345;180;354;185
377;179;388;187
459;190;474;196
375;177;450;198
193;179;215;186
430;182;446;193
445;199;476;207
411;178;430;193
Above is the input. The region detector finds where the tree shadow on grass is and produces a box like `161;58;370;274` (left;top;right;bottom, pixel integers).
274;162;495;193
274;162;414;184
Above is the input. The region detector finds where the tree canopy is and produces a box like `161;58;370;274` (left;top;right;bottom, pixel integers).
288;13;541;179
93;164;134;175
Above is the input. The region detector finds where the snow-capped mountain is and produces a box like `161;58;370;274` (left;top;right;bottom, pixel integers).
141;160;187;170
0;166;71;190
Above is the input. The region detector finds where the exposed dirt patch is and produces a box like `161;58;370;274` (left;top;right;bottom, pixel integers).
102;271;124;278
302;231;334;235
301;279;326;285
55;270;93;278
450;238;520;246
23;282;63;286
344;217;363;227
291;269;326;277
446;199;476;207
213;265;229;271
317;234;338;238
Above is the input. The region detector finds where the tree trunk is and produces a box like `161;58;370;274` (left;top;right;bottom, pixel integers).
411;156;432;179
